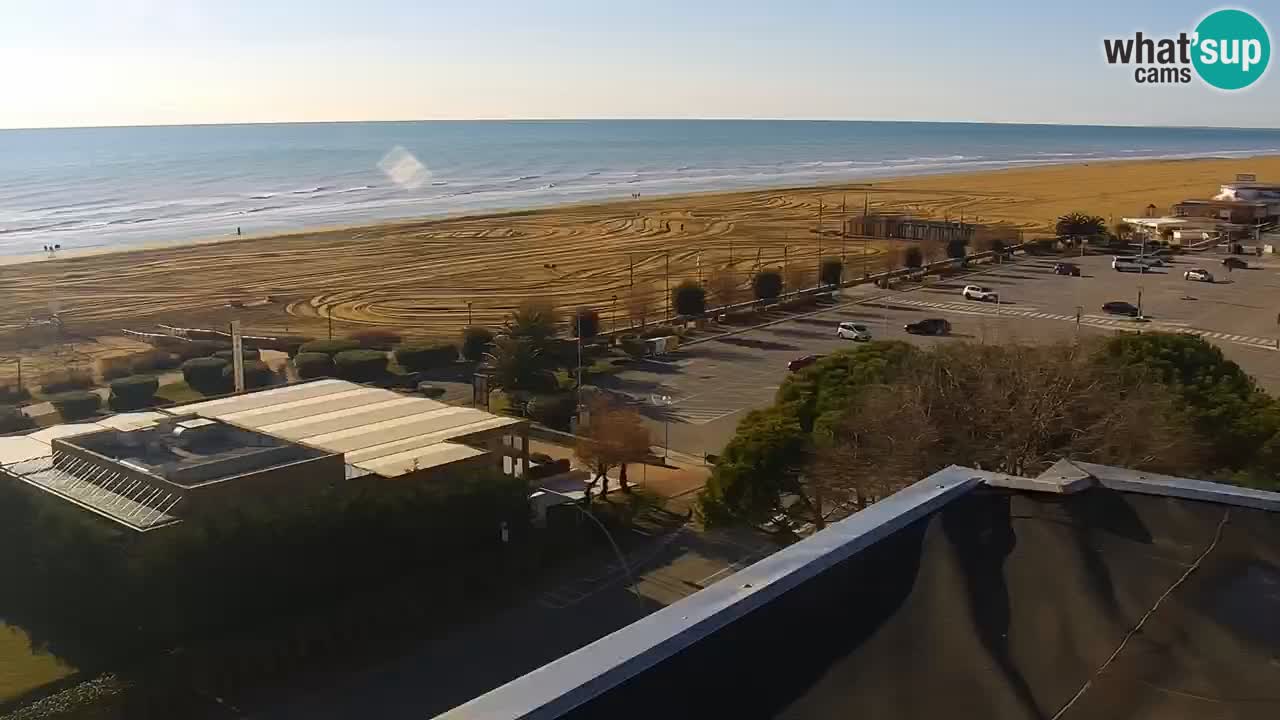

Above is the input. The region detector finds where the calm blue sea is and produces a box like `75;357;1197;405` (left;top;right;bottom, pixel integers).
2;120;1279;255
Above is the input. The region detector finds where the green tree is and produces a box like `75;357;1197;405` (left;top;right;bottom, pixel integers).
776;341;916;433
506;300;558;346
752;270;783;300
573;307;601;339
946;238;968;260
108;375;160;411
699;406;808;532
484;337;555;393
1055;212;1107;241
395;343;458;372
461;326;495;362
51;391;102;421
672;281;707;316
333;349;389;382
181;357;231;395
298;339;361;356
293;352;335;379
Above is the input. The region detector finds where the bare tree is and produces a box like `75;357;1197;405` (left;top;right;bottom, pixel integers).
575;398;653;499
626;285;654;329
707;267;741;308
784;263;812;293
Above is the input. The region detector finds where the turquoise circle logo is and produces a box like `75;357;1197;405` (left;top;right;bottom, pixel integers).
1192;9;1270;90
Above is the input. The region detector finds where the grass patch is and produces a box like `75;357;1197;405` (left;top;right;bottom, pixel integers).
155;381;203;405
489;391;511;416
0;622;76;704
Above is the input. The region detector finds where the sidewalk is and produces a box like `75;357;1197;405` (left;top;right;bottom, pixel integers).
528;438;710;500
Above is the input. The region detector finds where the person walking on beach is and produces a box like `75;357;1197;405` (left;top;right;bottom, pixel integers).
237;226;242;236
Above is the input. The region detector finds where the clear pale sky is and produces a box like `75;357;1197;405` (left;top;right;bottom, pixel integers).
2;0;1277;129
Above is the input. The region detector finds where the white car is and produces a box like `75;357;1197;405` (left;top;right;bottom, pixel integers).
836;321;872;341
1184;268;1214;282
962;285;999;302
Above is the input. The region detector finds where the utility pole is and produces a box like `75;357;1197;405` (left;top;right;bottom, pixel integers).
783;244;789;292
665;251;670;319
466;301;473;326
629;254;634;288
327;304;333;340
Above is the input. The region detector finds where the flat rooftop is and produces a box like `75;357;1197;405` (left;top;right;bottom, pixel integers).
440;463;1280;720
164;379;525;477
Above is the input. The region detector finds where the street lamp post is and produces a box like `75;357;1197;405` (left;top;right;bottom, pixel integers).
540;487;643;608
610;295;618;333
651;394;672;460
467;301;473;326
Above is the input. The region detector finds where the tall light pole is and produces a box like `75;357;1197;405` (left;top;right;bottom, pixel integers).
466;301;473;327
610;294;618;333
651;394;672;460
539;487;643;608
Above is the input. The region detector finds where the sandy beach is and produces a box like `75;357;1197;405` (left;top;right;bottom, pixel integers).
2;154;1277;350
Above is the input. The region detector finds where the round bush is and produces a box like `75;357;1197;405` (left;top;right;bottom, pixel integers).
293;352;335;380
333;349;389;382
416;383;447;399
130;351;180;374
348;329;403;350
51;391;102;421
0;405;34;433
223;360;275;389
752;270;783;300
820;258;843;286
182;357;231;395
461;326;495;362
108;375;160;411
298;339;361;356
672;281;707;317
526;393;577;430
213;348;261;362
394;343;458;372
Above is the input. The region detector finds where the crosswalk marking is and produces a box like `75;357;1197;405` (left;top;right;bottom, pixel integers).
881;297;1277;350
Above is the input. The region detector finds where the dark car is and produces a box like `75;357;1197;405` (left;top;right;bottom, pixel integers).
1223;257;1249;270
1053;262;1081;276
904;318;952;335
1102;301;1140;317
787;354;824;372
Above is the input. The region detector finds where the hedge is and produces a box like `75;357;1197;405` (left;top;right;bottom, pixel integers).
130;351;181;374
213;348;261;362
417;383;447;399
108;375;160;411
394;343;457;372
526;393;577;430
223;360;275;389
461;326;495;362
298;339;361;356
294;352;335;379
333;350;389;382
619;336;647;358
182;357;231;395
349;329;403;350
51;391;102;421
0;405;34;433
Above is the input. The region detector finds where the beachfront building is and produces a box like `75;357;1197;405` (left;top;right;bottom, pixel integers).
0;379;530;535
1214;180;1280;204
1120;215;1232;246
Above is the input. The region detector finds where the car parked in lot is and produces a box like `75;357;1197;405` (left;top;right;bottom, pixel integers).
1102;301;1140;317
962;285;999;302
1112;255;1165;272
1053;262;1081;276
787;354;824;372
1223;257;1249;270
836;321;872;341
904;318;952;335
1184;268;1214;282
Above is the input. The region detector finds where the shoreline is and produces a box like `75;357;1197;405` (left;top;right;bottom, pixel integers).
5;153;1279;271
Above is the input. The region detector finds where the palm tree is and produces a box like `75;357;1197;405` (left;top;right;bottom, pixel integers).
484;336;554;393
505;300;558;346
1055;212;1107;243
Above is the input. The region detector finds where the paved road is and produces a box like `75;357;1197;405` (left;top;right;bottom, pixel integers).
599;252;1280;458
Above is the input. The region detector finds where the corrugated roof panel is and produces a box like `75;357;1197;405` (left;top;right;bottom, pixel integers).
28;424;105;444
352;442;488;477
96;412;167;430
170;378;351;417
217;388;397;426
342;416;520;463
260;397;427;440
0;437;54;465
302;408;517;454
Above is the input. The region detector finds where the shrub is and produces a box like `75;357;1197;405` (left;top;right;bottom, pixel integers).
108;375;160;411
39;369;94;395
752;270;783;300
417;383;447;399
903;246;924;269
526;392;578;430
573;308;601;339
223;360;275;390
275;336;313;357
820;258;843;286
130;350;181;374
294;352;335;379
0;405;34;433
174;340;229;361
298;339;361;356
349;329;403;350
0;385;30;404
461;326;495;362
672;281;707;317
213;348;261;362
640;325;676;339
181;357;231;395
394;343;458;372
51;391;102;421
333;349;389;382
97;355;135;381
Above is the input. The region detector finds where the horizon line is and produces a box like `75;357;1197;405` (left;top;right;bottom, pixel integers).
4;117;1280;133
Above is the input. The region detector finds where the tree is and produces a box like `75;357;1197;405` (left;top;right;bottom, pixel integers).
784;264;811;292
698;406;807;531
820;258;843;286
708;267;741;306
50;391;102;421
1055;212;1107;241
394;343;458;372
108;375;160;411
224;360;275;390
946;238;968;260
506;300;558;346
526;392;577;430
752;270;783;300
294;352;334;379
573;307;600;339
672;281;707;317
575;399;652;498
461;326;495;362
903;246;924;268
484;336;555;393
298;339;361;356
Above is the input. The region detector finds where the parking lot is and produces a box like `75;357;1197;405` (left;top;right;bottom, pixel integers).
599;251;1280;457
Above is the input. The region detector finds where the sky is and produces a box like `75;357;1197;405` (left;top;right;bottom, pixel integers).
1;0;1277;129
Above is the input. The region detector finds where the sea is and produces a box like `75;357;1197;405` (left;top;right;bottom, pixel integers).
2;119;1279;256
